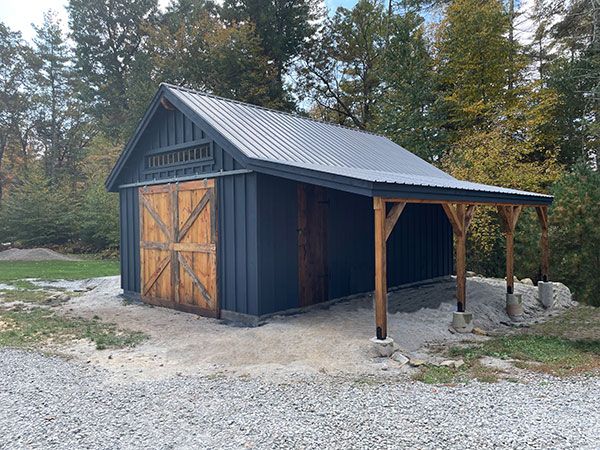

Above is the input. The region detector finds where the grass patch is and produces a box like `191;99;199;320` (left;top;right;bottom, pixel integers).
413;361;500;385
449;335;600;376
0;308;147;350
0;260;119;284
0;289;52;304
414;306;600;383
413;366;460;384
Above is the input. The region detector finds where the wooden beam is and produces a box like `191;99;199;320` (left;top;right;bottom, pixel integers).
385;198;549;208
385;202;406;241
373;197;388;340
536;206;549;282
456;233;467;312
497;205;522;294
442;203;463;236
442;203;476;312
506;231;515;294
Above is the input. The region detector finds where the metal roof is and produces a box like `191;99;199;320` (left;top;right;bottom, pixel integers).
107;83;552;204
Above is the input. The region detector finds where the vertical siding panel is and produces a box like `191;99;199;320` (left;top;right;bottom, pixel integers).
119;190;127;290
245;174;259;316
235;174;247;314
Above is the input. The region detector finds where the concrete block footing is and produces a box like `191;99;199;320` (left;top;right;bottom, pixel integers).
452;312;474;333
370;337;395;357
506;293;524;317
538;281;554;308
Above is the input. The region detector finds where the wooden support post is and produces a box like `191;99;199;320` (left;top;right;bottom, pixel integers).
373;197;387;340
442;203;475;312
506;231;515;294
535;206;549;282
455;231;467;312
497;205;523;294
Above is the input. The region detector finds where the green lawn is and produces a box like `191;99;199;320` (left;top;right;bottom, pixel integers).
0;259;119;283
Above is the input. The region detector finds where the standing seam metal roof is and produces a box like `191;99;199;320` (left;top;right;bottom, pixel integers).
106;83;552;203
163;84;550;201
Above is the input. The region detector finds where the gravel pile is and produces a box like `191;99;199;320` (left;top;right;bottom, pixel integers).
0;248;78;261
1;349;598;449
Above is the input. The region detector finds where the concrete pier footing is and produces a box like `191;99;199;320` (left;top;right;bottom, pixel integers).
370;337;395;357
452;312;474;333
538;281;554;308
506;293;524;317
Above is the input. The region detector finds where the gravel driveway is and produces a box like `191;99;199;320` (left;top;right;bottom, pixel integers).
1;349;599;449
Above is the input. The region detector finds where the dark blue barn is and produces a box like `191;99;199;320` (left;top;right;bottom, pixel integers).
107;84;552;333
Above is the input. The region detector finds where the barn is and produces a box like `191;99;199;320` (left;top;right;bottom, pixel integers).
106;83;552;340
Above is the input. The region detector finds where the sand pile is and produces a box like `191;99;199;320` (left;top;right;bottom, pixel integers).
0;248;79;261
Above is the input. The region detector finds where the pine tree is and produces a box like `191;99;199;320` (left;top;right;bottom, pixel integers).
0;23;32;204
376;11;442;161
31;11;93;180
223;0;321;109
297;0;388;129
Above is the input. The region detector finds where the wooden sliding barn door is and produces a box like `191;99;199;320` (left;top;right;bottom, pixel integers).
140;179;218;317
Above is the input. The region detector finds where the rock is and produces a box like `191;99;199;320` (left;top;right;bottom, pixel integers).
391;352;409;367
466;271;477;278
440;359;465;369
520;278;534;286
409;358;426;367
472;327;487;336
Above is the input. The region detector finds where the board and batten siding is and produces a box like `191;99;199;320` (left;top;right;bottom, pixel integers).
255;174;453;316
117;107;259;316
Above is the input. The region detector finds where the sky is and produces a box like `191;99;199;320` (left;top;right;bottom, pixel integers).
0;0;356;41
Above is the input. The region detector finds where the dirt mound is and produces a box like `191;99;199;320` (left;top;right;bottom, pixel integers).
0;248;79;262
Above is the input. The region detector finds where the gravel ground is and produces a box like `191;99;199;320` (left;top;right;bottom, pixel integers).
1;349;599;450
0;248;78;261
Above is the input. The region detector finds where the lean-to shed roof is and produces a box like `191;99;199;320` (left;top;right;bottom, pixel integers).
106;84;552;205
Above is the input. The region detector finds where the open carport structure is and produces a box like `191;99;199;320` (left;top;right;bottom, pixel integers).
106;83;552;343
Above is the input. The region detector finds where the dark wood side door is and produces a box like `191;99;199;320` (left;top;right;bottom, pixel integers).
139;179;218;317
297;183;329;307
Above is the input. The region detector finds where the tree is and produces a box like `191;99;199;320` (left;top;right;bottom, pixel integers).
223;0;321;109
436;0;561;274
434;0;513;131
0;23;33;204
67;0;158;140
0;164;78;246
297;0;388;129
549;164;600;305
146;1;279;107
31;11;95;180
547;0;600;165
376;11;442;161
